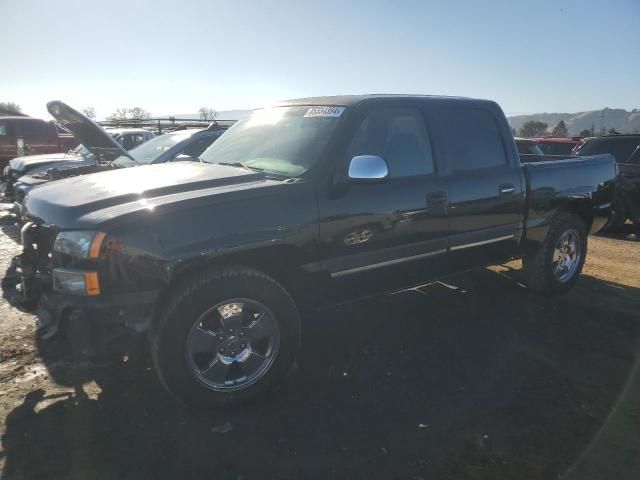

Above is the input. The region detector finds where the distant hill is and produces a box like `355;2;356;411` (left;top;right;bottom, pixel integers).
508;108;640;136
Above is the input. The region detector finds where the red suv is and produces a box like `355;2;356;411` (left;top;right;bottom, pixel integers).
0;116;77;168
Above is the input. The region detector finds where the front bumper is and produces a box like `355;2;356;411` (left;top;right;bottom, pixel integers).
7;223;159;338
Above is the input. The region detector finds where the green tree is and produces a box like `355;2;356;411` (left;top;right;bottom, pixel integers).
579;128;593;137
551;120;568;137
0;101;22;114
518;120;548;137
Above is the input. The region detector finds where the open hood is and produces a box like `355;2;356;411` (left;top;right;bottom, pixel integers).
46;101;133;161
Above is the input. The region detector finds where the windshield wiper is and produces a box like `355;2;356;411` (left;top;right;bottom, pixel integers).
217;162;266;172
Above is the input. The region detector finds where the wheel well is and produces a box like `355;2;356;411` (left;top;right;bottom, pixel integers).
165;246;323;311
558;201;593;231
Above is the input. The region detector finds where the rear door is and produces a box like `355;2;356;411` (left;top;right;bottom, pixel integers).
318;103;449;299
428;103;525;267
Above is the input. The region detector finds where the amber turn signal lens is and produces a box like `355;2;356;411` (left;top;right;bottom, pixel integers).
89;232;107;259
84;272;101;296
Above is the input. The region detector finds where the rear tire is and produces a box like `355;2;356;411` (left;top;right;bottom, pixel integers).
522;213;587;295
150;266;301;409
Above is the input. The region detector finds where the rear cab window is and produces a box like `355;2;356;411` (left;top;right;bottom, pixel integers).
437;106;508;171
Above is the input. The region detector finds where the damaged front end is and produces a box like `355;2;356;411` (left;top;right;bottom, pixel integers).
5;221;158;347
4;221;60;337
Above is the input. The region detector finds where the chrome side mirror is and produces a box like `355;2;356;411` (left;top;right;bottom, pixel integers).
347;155;389;181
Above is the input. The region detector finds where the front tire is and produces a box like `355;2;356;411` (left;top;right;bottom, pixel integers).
522;213;587;295
150;266;301;408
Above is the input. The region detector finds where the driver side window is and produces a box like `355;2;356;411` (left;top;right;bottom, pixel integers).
346;107;434;177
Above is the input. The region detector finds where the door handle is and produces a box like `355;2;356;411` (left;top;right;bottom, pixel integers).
499;184;516;195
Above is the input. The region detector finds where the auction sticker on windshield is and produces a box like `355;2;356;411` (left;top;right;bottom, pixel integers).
304;106;345;118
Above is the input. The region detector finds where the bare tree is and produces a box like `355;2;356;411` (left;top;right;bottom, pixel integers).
128;107;151;120
82;107;96;119
108;108;131;121
198;107;216;121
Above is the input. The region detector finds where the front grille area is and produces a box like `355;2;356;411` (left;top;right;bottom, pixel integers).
20;222;57;299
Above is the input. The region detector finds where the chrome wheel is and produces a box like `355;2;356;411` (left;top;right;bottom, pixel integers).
552;228;582;283
185;299;280;391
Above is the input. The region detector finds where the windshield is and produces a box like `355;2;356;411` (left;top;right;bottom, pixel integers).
198;105;345;176
112;131;195;166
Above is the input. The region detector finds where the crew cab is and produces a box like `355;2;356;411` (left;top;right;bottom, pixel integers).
573;134;640;230
12;95;616;408
3;101;227;206
0;116;77;169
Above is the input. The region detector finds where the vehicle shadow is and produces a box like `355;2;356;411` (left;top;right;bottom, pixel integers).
1;268;639;480
597;222;640;242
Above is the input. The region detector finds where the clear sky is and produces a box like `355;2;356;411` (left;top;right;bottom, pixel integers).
1;0;638;119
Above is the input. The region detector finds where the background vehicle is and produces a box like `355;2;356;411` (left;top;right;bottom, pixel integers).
14;95;615;408
0;116;77;168
515;137;544;155
3;102;227;204
105;128;155;150
573;134;640;231
533;137;583;155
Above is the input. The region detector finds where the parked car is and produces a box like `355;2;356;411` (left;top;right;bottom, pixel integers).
532;137;583;155
105;128;155;150
3;101;227;205
12;95;615;408
0;116;77;169
515;137;544;155
573;134;640;230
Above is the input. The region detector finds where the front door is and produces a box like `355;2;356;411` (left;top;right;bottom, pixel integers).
318;104;449;300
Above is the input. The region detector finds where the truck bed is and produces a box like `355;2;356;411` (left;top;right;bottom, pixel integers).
521;154;617;239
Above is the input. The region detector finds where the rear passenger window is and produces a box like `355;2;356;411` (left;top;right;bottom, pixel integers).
346;107;434;177
0;121;7;136
440;107;507;171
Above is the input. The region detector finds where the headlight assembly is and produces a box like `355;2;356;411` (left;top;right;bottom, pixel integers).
53;231;106;259
52;269;100;296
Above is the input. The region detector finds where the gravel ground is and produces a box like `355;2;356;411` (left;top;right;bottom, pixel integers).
0;202;639;480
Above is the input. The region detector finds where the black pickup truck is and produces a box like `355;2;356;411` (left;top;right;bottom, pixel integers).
13;95;615;408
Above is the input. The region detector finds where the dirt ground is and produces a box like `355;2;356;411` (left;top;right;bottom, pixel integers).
0;202;639;480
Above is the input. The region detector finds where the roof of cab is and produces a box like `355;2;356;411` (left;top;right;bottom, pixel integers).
276;94;492;108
